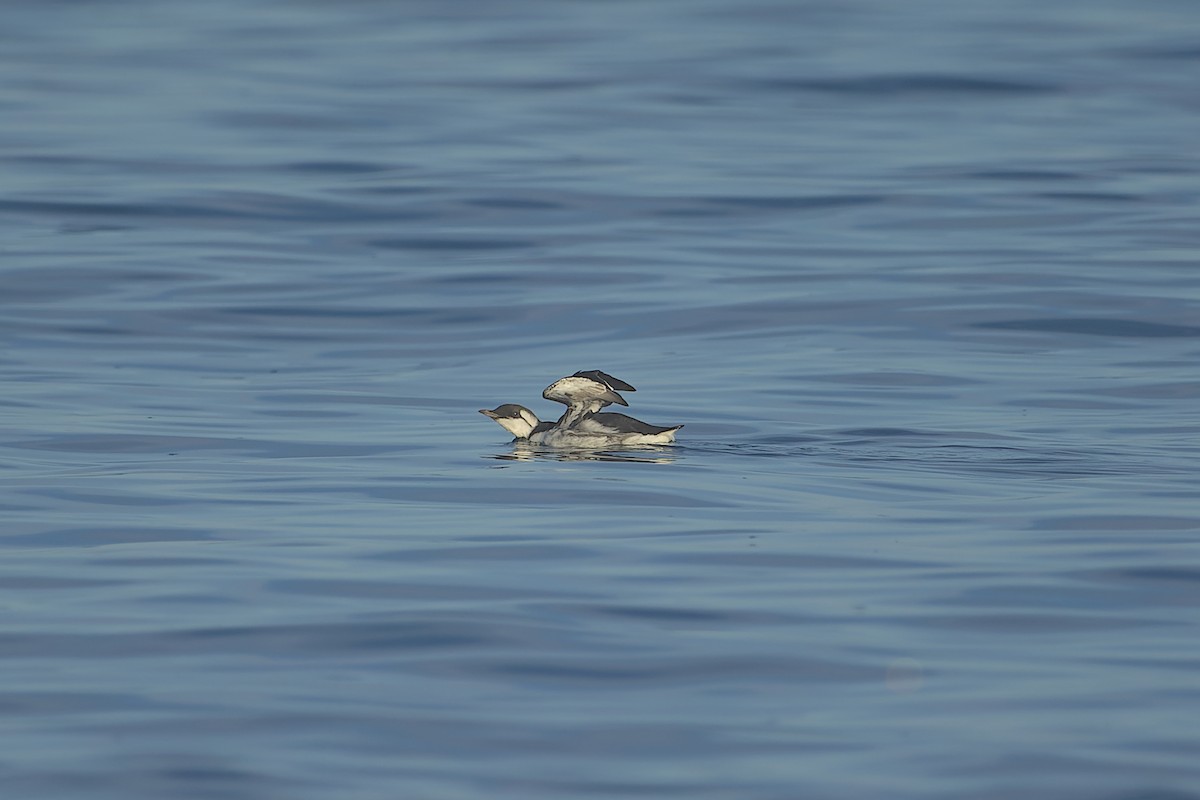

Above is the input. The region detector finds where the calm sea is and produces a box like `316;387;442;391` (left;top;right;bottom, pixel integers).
2;1;1199;798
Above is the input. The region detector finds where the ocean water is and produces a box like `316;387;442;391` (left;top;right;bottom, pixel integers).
2;1;1199;798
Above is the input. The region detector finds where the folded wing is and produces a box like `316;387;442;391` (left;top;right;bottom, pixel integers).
577;413;682;436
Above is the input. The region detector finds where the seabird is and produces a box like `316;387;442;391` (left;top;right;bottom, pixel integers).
480;370;681;447
479;404;682;447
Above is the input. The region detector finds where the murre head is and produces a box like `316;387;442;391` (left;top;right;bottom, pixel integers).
478;404;540;439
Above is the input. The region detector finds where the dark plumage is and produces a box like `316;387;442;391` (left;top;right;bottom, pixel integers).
580;413;682;436
483;404;527;419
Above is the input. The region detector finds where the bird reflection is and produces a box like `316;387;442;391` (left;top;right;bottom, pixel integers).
487;441;677;464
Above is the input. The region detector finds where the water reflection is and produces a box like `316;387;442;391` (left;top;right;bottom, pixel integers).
487;442;678;464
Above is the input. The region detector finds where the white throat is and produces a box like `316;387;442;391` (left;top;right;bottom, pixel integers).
497;408;541;439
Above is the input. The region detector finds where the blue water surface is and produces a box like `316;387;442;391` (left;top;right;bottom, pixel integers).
2;1;1199;798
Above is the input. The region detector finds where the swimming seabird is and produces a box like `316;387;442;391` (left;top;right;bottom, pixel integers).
479;404;682;447
542;370;637;428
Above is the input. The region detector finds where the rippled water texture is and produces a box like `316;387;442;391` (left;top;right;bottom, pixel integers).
3;1;1199;798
